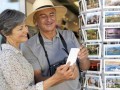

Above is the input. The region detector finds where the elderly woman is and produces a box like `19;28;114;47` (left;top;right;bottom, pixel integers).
0;9;73;90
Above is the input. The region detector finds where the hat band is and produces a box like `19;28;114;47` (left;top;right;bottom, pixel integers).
36;5;54;10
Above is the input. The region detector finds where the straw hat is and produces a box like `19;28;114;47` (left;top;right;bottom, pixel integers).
26;0;67;26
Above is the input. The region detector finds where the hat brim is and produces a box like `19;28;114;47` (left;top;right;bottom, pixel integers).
26;6;67;27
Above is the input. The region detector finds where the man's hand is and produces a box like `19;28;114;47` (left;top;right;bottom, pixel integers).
78;45;88;62
77;45;90;70
53;63;78;82
69;64;79;80
43;63;79;90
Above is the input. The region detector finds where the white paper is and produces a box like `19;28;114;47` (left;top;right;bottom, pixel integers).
66;48;80;66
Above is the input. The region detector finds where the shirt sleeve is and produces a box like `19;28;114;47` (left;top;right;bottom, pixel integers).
0;51;43;90
21;43;41;70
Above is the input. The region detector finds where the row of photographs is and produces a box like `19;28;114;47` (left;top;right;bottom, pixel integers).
88;59;120;74
81;27;120;42
80;0;120;12
80;11;120;27
84;75;120;90
86;44;120;58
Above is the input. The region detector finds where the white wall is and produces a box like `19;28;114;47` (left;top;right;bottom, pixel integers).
26;1;33;16
0;0;25;13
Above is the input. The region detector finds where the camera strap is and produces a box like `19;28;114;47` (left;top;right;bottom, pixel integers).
58;33;82;83
38;32;69;76
38;32;81;78
38;32;51;73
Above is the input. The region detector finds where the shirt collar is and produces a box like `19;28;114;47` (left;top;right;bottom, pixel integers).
1;44;22;54
37;29;60;44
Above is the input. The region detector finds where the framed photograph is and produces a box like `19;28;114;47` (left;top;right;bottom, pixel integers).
105;76;120;90
104;44;120;58
103;0;120;9
82;28;101;42
86;75;103;89
87;59;102;74
84;0;101;11
103;11;120;25
86;12;101;26
86;43;101;58
103;27;120;42
104;59;120;74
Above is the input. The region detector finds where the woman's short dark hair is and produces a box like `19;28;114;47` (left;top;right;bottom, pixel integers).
0;9;25;44
0;9;25;36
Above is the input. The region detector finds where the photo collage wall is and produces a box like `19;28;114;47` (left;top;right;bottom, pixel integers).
79;0;120;90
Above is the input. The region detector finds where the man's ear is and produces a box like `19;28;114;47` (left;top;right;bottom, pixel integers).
35;22;38;26
33;14;37;26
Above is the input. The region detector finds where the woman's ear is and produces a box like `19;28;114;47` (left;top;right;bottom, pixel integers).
0;30;6;36
1;30;10;37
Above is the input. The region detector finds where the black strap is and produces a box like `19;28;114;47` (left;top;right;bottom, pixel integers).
38;32;81;79
38;32;69;75
59;32;82;82
36;5;53;10
59;33;69;54
38;33;51;68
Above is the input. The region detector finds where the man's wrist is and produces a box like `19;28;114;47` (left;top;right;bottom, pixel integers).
52;74;63;83
79;58;89;64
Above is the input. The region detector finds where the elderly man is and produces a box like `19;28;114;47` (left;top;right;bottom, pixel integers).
22;0;90;90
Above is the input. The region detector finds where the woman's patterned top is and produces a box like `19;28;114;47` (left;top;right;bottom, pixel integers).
0;44;43;90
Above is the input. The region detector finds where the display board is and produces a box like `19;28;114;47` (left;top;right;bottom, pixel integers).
79;0;120;90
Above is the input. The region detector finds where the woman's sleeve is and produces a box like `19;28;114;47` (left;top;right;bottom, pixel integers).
0;52;43;90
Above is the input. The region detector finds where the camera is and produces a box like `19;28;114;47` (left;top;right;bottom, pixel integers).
49;57;67;76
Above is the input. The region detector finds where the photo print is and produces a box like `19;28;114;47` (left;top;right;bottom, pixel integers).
105;76;120;89
87;59;102;74
104;44;120;58
103;0;120;8
103;11;120;25
86;12;101;26
82;28;101;42
84;0;101;11
86;75;103;89
103;27;120;41
86;43;101;58
104;59;120;74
